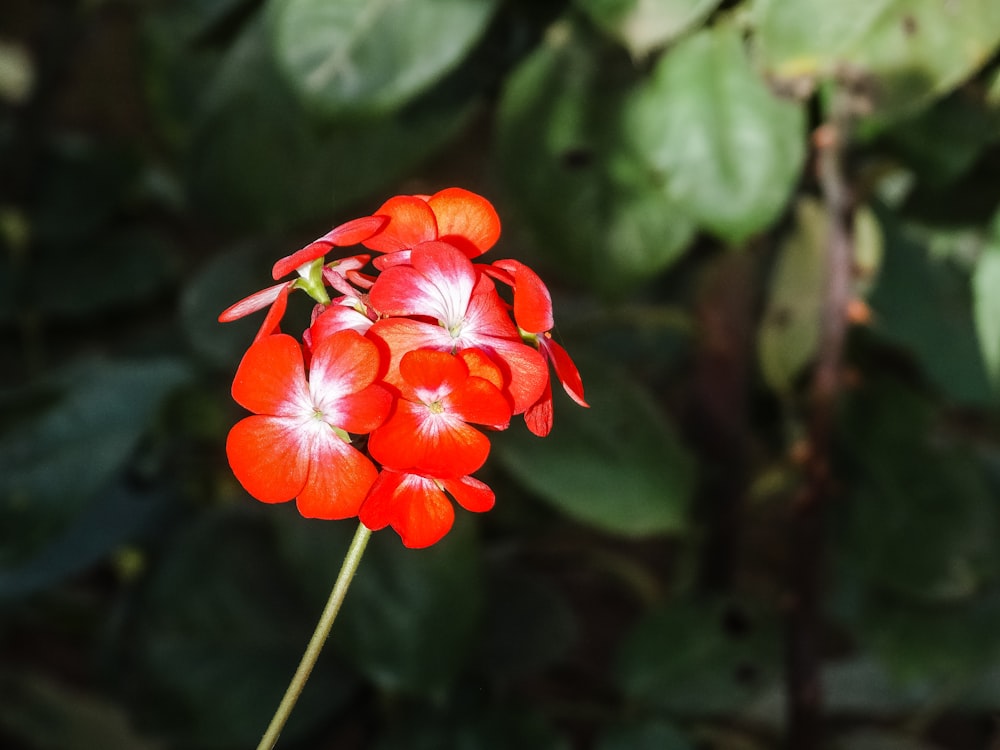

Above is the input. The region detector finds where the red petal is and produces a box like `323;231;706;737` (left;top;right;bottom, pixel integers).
253;283;291;341
480;263;514;288
363;196;438;253
459;349;504;391
440;475;495;513
416;419;492;477
358;470;407;530
337;383;393;434
272;216;387;279
366;317;455;390
367;401;433;470
395;484;455;548
309;329;382;402
427;188;501;258
369;241;476;325
446;377;511;429
399;349;468;399
219;282;289;322
524;380;554;437
397;349;510;429
310;303;373;339
477;336;548;415
325;215;390;245
493;259;553;333
226;415;308;503
360;471;455;548
368;401;492;477
322;253;371;297
231;334;309;416
463;275;519;339
372;249;412;271
542;337;588;407
295;430;378;519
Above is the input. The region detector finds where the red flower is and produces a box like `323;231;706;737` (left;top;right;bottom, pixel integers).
360;470;494;548
368;349;511;478
226;330;392;519
367;241;548;414
220;187;586;547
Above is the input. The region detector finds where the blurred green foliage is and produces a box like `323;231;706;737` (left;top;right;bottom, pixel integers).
3;0;1000;748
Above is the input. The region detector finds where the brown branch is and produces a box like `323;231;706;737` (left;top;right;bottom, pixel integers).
688;249;756;592
785;113;854;749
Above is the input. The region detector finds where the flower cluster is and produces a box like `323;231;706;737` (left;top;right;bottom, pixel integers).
220;188;587;548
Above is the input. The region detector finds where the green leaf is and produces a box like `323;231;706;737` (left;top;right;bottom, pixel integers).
478;567;578;681
494;357;693;536
332;517;484;695
35;228;179;318
274;511;488;695
576;0;721;59
989;65;1000;104
753;0;1000;121
869;215;992;403
0;41;32;105
269;0;499;117
758;198;883;393
273;509;487;697
746;651;1000;721
140;0;249;151
374;702;569;750
497;19;695;296
973;217;1000;388
757;197;827;393
897;156;1000;228
189;16;477;231
820;656;938;716
818;653;1000;716
181;242;283;370
852;591;1000;685
879;88;1000;188
0;672;162;750
30;138;140;244
0;358;190;565
834;729;944;750
625;23;806;242
616;598;781;715
596;720;695;750
146;0;252;42
128;510;355;749
838;383;998;600
0;482;170;600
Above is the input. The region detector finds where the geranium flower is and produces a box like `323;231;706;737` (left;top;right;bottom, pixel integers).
363;187;501;259
367;241;548;414
490;259;588;436
360;470;494;549
367;348;512;478
226;330;392;519
220;187;587;551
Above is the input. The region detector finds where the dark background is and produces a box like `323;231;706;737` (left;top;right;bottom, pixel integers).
3;1;1000;749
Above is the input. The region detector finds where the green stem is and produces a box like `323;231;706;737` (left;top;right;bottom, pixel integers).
256;522;372;750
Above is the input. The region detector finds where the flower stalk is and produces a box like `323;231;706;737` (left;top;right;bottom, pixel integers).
256;522;372;750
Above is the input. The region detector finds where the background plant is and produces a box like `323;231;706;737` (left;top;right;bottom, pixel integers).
3;1;1000;749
